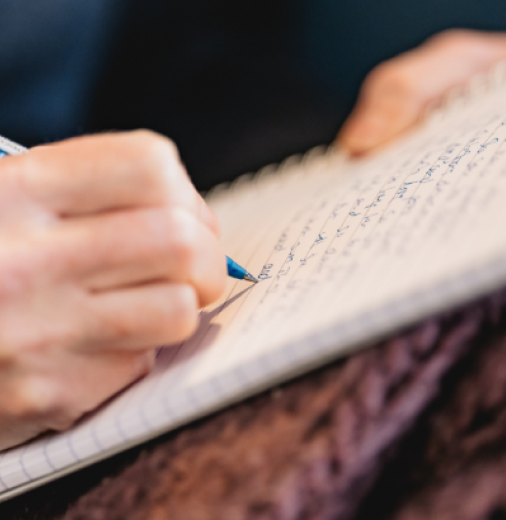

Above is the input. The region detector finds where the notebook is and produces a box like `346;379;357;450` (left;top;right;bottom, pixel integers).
2;71;506;501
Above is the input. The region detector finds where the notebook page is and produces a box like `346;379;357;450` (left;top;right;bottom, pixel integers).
2;82;506;499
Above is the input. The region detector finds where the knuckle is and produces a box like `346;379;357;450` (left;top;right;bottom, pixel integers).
10;379;60;420
366;62;416;98
129;130;183;189
166;209;198;273
9;378;83;431
166;285;198;341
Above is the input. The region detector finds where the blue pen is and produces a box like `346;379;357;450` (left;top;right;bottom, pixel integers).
226;256;258;284
0;135;259;285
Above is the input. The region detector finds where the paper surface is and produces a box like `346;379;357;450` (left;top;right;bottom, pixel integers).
2;83;506;499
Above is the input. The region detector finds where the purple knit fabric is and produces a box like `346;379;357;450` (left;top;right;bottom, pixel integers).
1;292;506;520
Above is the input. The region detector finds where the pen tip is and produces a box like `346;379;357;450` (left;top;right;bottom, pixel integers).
244;273;259;284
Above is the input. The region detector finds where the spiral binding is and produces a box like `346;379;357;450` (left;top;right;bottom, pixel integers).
205;145;339;204
206;58;506;206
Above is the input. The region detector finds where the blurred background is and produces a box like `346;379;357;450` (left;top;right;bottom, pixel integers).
0;0;505;190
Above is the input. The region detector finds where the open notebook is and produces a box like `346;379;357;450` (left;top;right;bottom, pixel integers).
2;75;506;501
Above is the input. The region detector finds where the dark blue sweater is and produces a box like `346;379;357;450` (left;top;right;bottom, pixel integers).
0;0;121;144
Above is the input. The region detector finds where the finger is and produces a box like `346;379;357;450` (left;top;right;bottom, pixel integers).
197;193;221;238
6;130;200;217
46;350;156;431
339;30;506;155
0;350;155;443
57;207;227;305
82;283;200;350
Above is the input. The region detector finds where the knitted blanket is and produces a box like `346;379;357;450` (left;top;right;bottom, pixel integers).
2;291;506;520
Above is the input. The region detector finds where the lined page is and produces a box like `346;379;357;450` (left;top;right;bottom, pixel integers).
2;82;506;499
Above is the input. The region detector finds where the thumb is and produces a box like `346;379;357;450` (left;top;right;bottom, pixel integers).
338;30;506;156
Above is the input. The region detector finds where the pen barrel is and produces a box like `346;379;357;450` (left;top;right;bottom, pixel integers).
226;256;248;280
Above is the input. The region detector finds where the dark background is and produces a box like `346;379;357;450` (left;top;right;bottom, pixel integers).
2;0;506;190
87;0;506;190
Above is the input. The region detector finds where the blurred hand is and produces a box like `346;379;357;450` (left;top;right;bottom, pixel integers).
0;130;226;450
339;29;506;155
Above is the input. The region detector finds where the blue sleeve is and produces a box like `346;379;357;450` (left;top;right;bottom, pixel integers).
0;0;123;145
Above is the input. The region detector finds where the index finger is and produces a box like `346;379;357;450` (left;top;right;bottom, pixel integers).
5;130;200;217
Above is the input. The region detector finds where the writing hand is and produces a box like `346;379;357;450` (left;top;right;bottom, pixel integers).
0;130;226;450
338;29;506;155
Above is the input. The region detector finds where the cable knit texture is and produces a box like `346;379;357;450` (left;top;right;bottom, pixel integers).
2;291;506;520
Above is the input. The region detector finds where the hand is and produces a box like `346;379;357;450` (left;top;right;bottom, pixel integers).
0;130;227;450
338;29;506;155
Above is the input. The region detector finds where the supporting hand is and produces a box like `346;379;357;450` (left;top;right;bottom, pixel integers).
339;30;506;155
